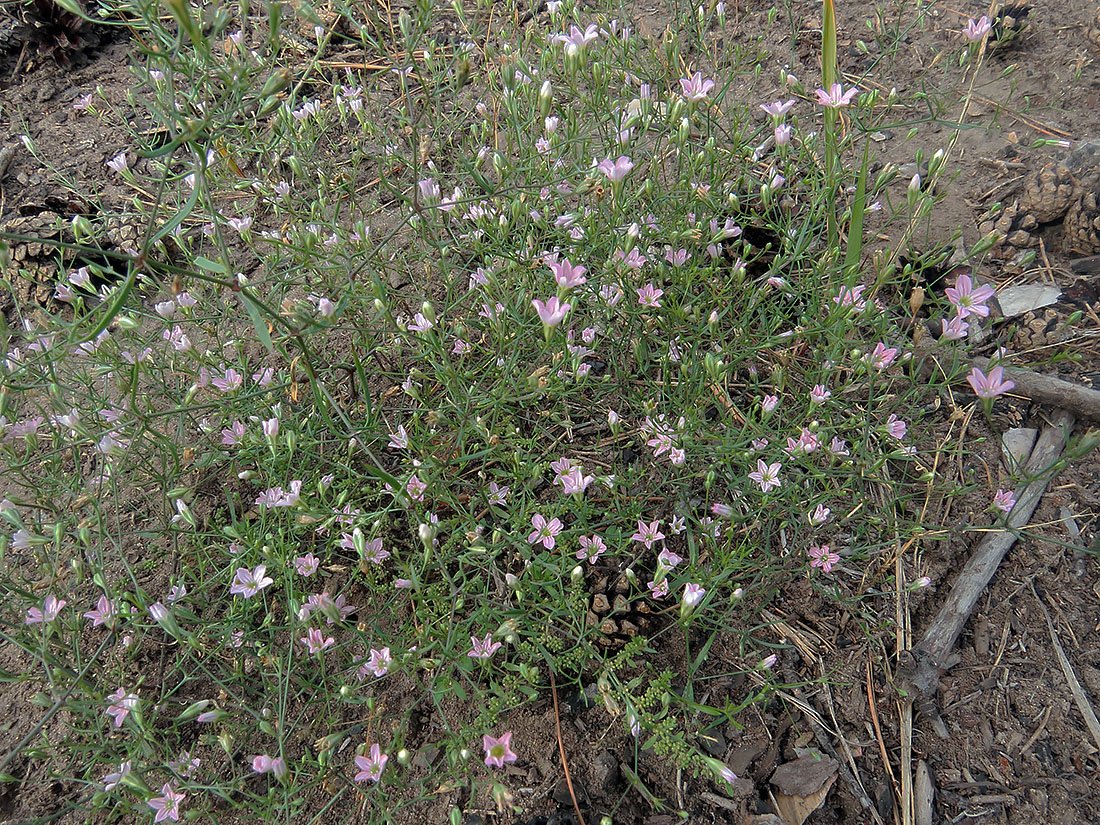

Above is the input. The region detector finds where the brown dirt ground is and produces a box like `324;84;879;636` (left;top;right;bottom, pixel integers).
1;1;1098;824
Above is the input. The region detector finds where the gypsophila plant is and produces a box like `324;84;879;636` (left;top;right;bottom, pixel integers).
0;0;1042;821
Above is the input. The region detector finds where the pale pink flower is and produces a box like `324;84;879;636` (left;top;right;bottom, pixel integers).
406;474;427;501
103;760;131;791
964;15;991;41
664;247;690;267
682;583;706;608
483;732;518;768
354;743;388;783
945;273;995;319
814;83;859;108
679;72;715;101
760;99;795;117
810;384;830;404
532;296;572;326
885;414;907;440
560;466;594;495
749;459;782;493
829;437;850;456
300;628;335;654
548;259;587;289
364;647;391;677
631;519;665;549
809;504;831;525
468;633;502;659
941;315;969;339
230;565;274;598
25;595;66;625
388;425;409;449
528;514;563;549
657;547;682;570
967;366;1015;399
83;596;119;629
294;554;319;576
636;283;664;308
809;544;840;573
148;783;185;822
105;688;138;728
252;755;287;779
597;156;634;181
576;534;607;563
865;342;899;370
992;489;1016;513
488;482;509;506
106;152;128;174
555;23;600;52
761;395;778;413
774;123;792;145
648;579;670;598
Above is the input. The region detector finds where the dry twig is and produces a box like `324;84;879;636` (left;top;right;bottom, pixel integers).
896;409;1075;736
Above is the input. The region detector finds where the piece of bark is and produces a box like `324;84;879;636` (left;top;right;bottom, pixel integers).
896;409;1075;736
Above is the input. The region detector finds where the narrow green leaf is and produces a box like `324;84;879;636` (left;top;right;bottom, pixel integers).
151;181;200;245
194;256;227;274
239;289;274;353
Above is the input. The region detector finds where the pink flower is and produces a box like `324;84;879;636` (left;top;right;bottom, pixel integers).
354;743;388;783
774;123;792;145
560;466;594;495
636;283;664;307
648;579;669;598
106;152;128;174
761;394;778;413
83;596;119;629
105;688;138;728
597;156;634;181
682;583;706;608
631;519;665;549
211;367;243;392
230;565;274;598
657;547;682;570
25;595;66;625
252;755;287;779
300;628;335;654
885;414;907;440
808;544;840;573
482;731;518;769
760;99;795;117
814;83;859;108
488;481;509;506
664;247;690;267
966;366;1015;399
748;459;782;493
406;474;427;501
941;316;969;340
576;534;607;564
810;384;830;404
364;647;391;677
528;514;563;549
103;760;131;791
548;259;587;289
679;72;715;102
809;504;831;525
532;296;572;327
294;554;319;576
945;273;995;319
964;15;991;41
148;783;185;822
388;425;408;449
555;23;600;52
468;633;502;659
829;437;850;456
865;342;898;370
992;489;1016;513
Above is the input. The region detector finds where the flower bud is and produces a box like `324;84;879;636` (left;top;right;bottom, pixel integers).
538;80;552;117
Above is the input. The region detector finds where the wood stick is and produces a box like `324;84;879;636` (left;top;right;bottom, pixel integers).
912;344;1100;422
895;409;1074;736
